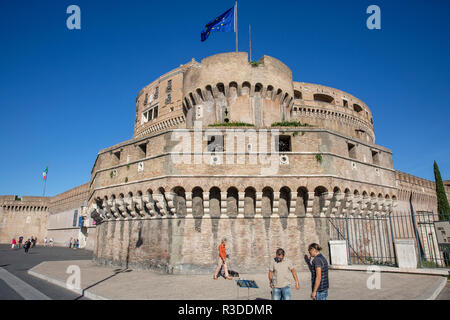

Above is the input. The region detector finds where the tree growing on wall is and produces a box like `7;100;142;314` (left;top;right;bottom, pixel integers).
433;161;450;221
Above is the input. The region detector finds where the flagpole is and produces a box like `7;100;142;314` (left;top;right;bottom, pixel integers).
43;175;47;197
235;1;238;52
249;24;252;62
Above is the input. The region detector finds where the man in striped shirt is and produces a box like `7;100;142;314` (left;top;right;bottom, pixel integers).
305;243;329;300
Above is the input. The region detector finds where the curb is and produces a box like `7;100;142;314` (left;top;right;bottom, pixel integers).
330;265;450;276
27;270;109;300
422;277;447;300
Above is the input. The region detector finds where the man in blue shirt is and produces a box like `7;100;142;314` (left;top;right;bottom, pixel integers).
304;243;329;300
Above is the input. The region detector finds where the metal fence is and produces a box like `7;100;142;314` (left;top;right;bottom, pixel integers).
329;215;396;266
329;211;450;268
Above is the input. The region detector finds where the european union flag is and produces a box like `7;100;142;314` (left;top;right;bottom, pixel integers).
201;5;235;42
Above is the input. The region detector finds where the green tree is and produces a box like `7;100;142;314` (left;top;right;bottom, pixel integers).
433;161;450;220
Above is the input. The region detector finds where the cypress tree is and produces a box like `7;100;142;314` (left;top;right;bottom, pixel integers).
433;161;450;221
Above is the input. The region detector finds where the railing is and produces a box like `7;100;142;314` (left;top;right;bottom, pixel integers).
329;211;450;268
329;215;397;266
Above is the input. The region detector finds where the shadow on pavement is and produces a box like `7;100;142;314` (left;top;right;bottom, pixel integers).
74;268;133;300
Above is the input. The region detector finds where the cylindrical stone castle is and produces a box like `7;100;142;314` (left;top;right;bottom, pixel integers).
88;52;397;274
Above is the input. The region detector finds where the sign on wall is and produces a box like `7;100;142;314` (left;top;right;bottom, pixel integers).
435;221;450;252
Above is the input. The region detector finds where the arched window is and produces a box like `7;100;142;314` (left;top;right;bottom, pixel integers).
217;83;225;95
313;94;334;104
353;104;363;113
196;88;204;101
242;82;251;95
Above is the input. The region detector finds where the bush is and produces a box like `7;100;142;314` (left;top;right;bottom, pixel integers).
208;122;254;127
315;154;323;163
420;260;442;268
271;121;311;127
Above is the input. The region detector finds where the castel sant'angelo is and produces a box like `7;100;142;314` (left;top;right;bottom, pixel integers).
1;52;449;273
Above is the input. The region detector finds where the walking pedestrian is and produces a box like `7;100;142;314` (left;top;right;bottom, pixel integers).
31;236;37;248
18;236;23;248
213;238;232;280
24;239;31;253
11;238;16;249
44;237;48;247
75;239;79;249
304;243;329;300
69;237;73;248
268;248;300;300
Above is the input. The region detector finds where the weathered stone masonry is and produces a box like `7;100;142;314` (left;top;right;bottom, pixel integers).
88;52;401;274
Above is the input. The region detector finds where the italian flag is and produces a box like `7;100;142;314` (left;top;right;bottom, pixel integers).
43;166;48;181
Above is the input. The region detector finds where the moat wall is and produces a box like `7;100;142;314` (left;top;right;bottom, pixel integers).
93;216;331;274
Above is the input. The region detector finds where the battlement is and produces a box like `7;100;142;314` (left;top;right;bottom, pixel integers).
132;52;375;142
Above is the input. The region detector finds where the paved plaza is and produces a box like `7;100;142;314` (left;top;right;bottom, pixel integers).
28;259;449;300
0;244;448;300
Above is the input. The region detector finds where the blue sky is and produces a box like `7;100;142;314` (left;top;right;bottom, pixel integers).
0;0;449;197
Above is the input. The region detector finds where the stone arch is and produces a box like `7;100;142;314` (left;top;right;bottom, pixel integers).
184;97;191;109
254;83;263;94
275;89;283;101
262;187;274;217
296;187;308;216
228;82;238;98
217;83;225;96
244;187;256;217
192;187;204;217
331;187;342;215
189;93;196;106
279;187;291;217
266;85;274;99
241;81;251;95
205;85;214;99
314;186;328;215
226;187;238;217
153;187;166;216
209;187;221;218
172;186;187;217
294;90;302;100
196;88;204;101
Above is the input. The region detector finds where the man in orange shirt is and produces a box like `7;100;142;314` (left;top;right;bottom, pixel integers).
213;238;232;280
